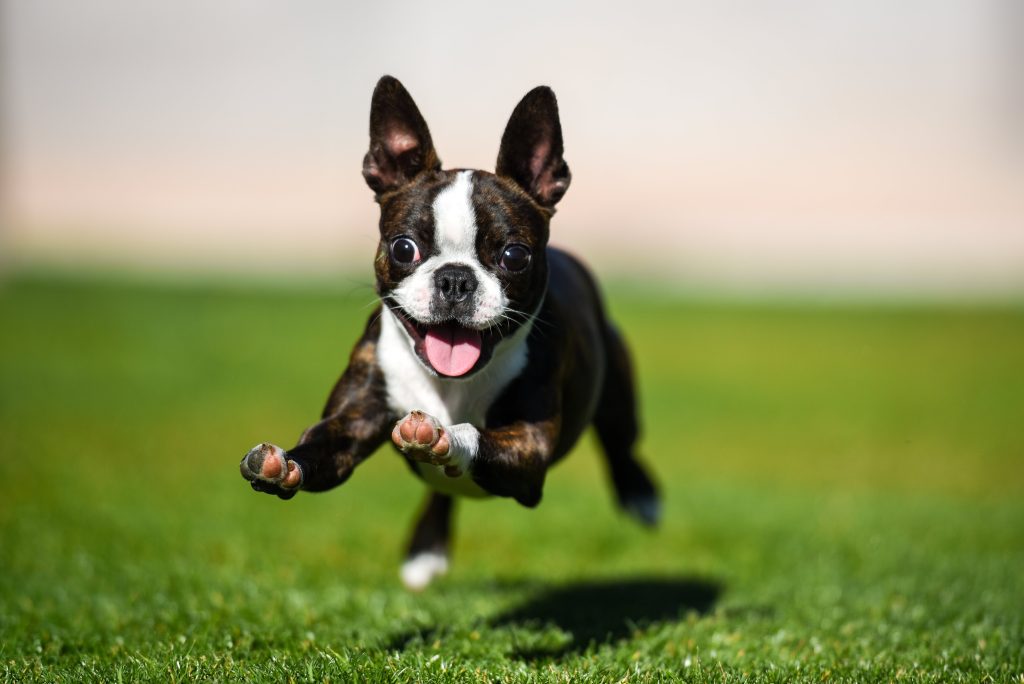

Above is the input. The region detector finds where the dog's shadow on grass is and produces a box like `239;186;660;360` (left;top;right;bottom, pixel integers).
387;576;723;661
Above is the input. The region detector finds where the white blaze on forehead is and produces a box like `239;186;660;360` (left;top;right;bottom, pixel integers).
387;169;507;327
432;170;477;258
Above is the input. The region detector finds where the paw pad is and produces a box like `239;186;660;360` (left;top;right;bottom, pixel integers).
240;442;302;491
392;411;452;467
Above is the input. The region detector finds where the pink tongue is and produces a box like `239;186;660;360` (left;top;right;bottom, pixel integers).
424;323;482;377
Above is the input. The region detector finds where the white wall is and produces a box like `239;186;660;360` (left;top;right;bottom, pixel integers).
3;0;1022;295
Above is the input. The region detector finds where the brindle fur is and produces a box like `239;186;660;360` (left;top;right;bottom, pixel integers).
242;75;658;574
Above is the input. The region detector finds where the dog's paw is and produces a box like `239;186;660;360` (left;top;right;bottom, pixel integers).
400;550;449;591
622;493;661;527
240;442;302;498
391;411;462;476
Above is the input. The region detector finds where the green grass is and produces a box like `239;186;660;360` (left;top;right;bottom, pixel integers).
1;273;1022;682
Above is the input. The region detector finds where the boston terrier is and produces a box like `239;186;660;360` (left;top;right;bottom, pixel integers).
239;76;659;590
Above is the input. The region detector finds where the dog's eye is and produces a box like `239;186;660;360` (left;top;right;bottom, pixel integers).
390;237;421;264
499;244;531;272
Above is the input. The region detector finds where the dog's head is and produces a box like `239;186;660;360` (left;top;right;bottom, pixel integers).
363;76;571;378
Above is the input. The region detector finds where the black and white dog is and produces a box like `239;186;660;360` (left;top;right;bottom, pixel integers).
240;76;659;590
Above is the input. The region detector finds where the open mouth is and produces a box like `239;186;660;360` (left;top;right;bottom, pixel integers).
388;307;500;377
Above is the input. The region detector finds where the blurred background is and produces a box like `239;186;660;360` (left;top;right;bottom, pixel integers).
3;0;1022;296
2;3;1024;679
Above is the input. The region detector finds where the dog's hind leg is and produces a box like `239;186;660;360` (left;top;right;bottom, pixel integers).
593;324;661;527
400;492;454;590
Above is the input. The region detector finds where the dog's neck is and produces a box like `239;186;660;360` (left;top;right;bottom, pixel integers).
376;305;537;426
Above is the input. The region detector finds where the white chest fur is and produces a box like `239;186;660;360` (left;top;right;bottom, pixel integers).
377;307;532;496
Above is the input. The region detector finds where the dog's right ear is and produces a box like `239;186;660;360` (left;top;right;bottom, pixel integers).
362;76;441;196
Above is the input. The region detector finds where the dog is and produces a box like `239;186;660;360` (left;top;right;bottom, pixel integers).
239;76;659;590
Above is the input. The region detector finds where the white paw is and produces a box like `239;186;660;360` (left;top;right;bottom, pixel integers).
400;551;449;591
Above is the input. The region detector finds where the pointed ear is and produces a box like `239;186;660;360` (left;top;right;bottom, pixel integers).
495;86;571;208
362;76;441;196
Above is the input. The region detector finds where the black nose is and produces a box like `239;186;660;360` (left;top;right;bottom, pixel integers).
434;264;478;305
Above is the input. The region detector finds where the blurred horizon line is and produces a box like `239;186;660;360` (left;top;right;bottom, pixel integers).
2;1;1022;298
4;250;1023;305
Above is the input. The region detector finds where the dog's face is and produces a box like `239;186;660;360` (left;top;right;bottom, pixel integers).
362;77;571;378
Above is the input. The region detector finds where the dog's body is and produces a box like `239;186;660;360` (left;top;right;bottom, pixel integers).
240;76;659;589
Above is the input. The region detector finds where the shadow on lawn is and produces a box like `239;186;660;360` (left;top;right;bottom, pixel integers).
496;577;723;660
388;576;723;661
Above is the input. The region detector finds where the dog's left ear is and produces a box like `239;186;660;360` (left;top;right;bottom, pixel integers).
363;76;441;196
496;86;571;208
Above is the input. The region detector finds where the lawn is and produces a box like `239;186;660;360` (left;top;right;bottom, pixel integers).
1;272;1021;682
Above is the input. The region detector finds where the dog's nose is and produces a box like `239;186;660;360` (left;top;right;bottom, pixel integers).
434;264;478;305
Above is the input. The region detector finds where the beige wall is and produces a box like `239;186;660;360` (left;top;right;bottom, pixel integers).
3;1;1023;295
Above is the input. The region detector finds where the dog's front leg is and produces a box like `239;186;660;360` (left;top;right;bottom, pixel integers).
240;324;393;499
392;411;557;507
241;404;393;500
